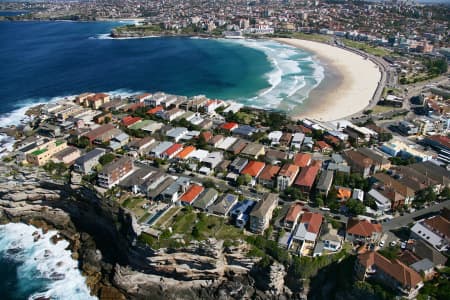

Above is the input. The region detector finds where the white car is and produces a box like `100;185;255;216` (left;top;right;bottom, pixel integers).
390;241;397;247
379;240;385;247
401;241;407;250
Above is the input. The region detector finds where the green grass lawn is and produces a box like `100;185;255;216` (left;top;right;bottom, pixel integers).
153;206;181;228
343;40;390;57
292;32;332;43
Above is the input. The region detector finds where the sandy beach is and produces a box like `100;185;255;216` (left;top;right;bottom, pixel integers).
274;38;382;121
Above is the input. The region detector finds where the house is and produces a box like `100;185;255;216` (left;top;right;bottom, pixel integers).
220;122;238;132
411;239;447;269
240;143;265;159
230;199;257;228
233;125;258;138
98;156;134;189
293;153;312;168
51;146;81;165
229;157;249;174
149;141;174;158
355;252;423;299
342;150;373;178
208;193;239;216
320;225;343;252
147;105;164;115
200;131;213;143
162;143;183;159
268;131;283;146
180;184;205;205
357;148;391;172
127;137;155;155
83;93;110;109
84;124;116;144
367;189;392;212
277;163;299;191
121;116;142;128
163;108;184;121
284;202;303;229
26;140;68;166
265;149;288;163
202;151;224;170
176;145;196;160
336;186;352;201
372;173;415;206
73;148;105;174
133;93;152;103
145;92;167;107
292;212;323;256
344;125;375;144
316;170;334;197
346;218;382;243
352;189;365;201
216;136;237;150
410;215;449;252
294;162;321;195
249;193;279;233
258;165;281;188
109;132;130;150
159;177;191;203
314;141;333;153
291;132;305;150
280;132;293;148
241;160;266;179
227;139;248;155
166;127;188;142
193;188;219;211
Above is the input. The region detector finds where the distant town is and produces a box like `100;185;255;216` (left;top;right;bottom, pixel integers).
0;0;449;299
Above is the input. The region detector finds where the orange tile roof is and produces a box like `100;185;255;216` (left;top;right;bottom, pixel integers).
285;203;303;223
258;165;281;181
300;212;323;234
294;164;320;188
316;140;332;150
88;93;109;101
200;131;213;142
180;184;204;204
176;145;196;159
147;106;164;115
164;143;183;157
241;161;266;177
337;187;352;199
293;153;312;168
347;219;382;237
221;122;238;131
358;252;422;289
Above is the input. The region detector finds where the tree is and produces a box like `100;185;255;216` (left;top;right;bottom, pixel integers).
99;153;115;165
440;187;450;199
346;198;366;215
236;174;252;186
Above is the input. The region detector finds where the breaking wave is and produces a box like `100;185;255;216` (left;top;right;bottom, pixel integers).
0;223;97;300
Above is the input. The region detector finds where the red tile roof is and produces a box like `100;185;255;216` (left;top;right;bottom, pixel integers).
316;140;332;150
258;165;281;181
358;252;422;289
278;163;300;180
300;212;323;234
180;184;204;204
293;153;312;168
241;161;266;177
294;164;320;188
88;93;109;101
285;203;303;223
220;122;238;131
122;116;142;127
147;106;164;115
126;102;144;112
164;143;183;157
347;219;382;237
200;131;213;142
428;135;450;149
424;215;450;238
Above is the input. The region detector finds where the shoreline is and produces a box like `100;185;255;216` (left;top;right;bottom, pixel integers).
274;38;382;121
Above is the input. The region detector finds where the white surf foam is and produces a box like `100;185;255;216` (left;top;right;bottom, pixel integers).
0;223;97;300
222;38;325;110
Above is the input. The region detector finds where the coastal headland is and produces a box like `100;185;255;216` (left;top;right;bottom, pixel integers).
274;38;383;122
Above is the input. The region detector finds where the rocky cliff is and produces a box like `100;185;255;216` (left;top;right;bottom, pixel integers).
0;162;295;299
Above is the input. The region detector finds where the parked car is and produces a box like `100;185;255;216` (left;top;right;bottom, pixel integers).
390;241;397;247
401;241;407;250
379;240;385;247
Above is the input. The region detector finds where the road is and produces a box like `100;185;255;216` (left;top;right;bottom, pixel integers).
383;200;450;231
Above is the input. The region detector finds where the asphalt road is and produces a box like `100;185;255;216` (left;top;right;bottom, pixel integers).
382;199;450;231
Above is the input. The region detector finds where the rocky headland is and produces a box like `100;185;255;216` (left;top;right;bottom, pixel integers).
0;162;298;300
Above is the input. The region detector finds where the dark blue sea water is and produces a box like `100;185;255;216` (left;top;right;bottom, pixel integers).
0;21;323;122
0;21;274;115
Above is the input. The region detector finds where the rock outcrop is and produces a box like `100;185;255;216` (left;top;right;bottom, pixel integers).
0;162;295;299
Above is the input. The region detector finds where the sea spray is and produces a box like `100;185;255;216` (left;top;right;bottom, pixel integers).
0;223;97;300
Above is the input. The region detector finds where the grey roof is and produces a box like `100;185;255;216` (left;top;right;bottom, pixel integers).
193;188;218;210
230;157;248;169
327;163;351;173
166;127;187;138
413;239;447;266
233;125;258;136
410;258;434;273
147;177;175;199
101;156;132;175
208;194;239;215
75;148;105;165
52;146;79;160
241;143;264;156
151;141;173;155
357;148;390;165
119;166;156;189
331;153;344;164
316;170;334;191
250;193;278;218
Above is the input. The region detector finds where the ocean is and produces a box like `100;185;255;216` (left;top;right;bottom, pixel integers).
0;20;324;298
0;223;97;300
